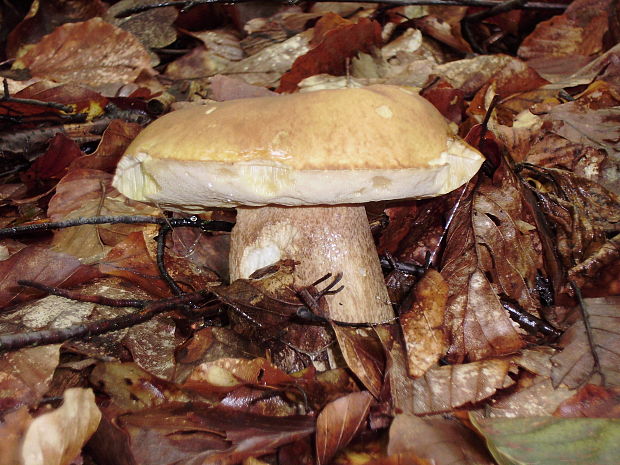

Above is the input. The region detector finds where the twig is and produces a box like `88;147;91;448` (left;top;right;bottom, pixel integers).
462;0;527;53
0;290;211;352
569;280;606;386
114;0;567;18
1;78;75;113
0;215;233;238
18;280;147;308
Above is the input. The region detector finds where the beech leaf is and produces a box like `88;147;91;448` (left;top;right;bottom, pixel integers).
12;18;154;87
399;269;448;378
551;297;620;388
315;391;373;465
388;414;494;465
20;388;101;465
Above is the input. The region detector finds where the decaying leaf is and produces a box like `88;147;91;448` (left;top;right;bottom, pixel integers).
554;384;620;418
332;325;385;399
0;246;101;308
12;18;154;87
399;269;448;378
518;0;611;79
0;345;59;412
551;297;620;388
278;13;382;92
98;231;169;297
410;358;515;414
316;391;373;465
387;414;493;465
20;388;101;465
471;414;620;465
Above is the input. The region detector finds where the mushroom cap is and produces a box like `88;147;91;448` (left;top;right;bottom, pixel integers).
113;85;483;210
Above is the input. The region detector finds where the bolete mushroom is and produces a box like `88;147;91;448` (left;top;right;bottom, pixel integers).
112;85;483;324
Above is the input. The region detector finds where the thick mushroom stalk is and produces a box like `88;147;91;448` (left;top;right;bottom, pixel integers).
230;206;393;323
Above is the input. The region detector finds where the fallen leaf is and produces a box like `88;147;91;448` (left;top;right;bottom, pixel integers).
518;0;611;79
554;384;620;418
551;297;620;388
277;14;382;92
6;0;107;58
98;231;170;297
20;388;101;465
69;119;143;173
471;414;620;465
332;325;385;398
399;269;448;378
20;133;83;190
106;0;178;53
0;345;60;412
410;358;515;414
387;414;493;465
13;18;154;87
47;168;160;262
0;246;101;308
224;29;312;87
316;391;373;465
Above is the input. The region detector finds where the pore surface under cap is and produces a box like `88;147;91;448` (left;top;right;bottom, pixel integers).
113;85;484;209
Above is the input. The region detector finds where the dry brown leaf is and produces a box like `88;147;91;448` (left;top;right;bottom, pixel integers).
554;384;620;418
518;0;610;79
69;119;143;173
332;325;385;398
6;0;107;58
47;168;160;263
551;297;620;388
106;0;178;51
20;388;101;465
98;231;170;297
184;357;293;395
410;358;515;414
486;376;575;417
387;414;493;465
0;246;101;308
441;158;549;362
315;391;373;465
277;14;382;92
0;345;60;412
399;269;448;378
13;18;154;87
224;30;312;87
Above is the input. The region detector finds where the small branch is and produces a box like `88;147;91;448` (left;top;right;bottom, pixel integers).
1;78;75;113
18;280;147;308
0;290;211;352
114;0;567;18
0;215;233;238
570;281;606;386
462;0;527;53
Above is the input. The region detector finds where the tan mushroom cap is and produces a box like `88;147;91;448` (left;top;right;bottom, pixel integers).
113;85;483;210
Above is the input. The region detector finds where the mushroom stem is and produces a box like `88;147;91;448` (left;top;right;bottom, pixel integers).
229;206;394;323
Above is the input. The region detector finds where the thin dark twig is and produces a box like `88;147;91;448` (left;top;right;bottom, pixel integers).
0;215;233;238
17;280;147;308
462;0;527;53
570;280;606;386
114;0;567;17
0;290;211;352
1;78;75;113
156;223;184;295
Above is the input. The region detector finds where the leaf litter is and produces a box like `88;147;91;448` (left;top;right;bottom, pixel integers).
0;1;619;465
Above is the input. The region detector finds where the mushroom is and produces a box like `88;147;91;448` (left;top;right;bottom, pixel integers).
112;85;483;324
